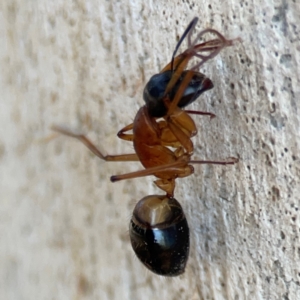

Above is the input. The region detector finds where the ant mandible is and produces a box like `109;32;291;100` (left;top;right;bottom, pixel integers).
52;17;239;277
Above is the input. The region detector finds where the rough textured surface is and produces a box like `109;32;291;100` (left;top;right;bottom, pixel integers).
1;0;300;299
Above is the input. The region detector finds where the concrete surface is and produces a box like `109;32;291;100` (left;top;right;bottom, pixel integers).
1;0;300;299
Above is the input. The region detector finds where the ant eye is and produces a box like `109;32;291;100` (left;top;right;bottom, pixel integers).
143;71;172;117
146;73;172;98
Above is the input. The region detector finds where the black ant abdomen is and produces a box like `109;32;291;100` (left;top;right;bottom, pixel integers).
129;195;189;276
143;70;213;117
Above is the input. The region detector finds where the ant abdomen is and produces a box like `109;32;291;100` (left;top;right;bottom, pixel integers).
129;195;189;276
143;70;213;117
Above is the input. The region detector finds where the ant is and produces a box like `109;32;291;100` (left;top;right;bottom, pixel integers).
52;17;239;277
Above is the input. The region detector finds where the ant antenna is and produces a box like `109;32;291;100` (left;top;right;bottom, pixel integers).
170;17;198;72
188;29;238;71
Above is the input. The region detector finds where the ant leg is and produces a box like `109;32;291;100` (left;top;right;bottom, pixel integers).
117;123;134;142
167;120;194;154
165;35;239;115
51;125;139;162
110;159;189;182
161;105;196;153
111;156;238;182
159;108;211;149
184;110;216;119
191;157;239;165
157;120;185;149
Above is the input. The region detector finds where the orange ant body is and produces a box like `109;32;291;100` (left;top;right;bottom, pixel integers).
53;18;238;276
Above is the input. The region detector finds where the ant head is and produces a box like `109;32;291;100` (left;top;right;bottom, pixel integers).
143;17;238;118
143;70;213;117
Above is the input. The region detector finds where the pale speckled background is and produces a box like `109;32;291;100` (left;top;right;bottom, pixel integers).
1;0;300;299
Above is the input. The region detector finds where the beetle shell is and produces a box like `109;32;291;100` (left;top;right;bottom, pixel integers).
129;195;189;276
143;70;213;117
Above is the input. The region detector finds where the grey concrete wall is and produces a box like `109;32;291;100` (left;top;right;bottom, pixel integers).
1;0;300;299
